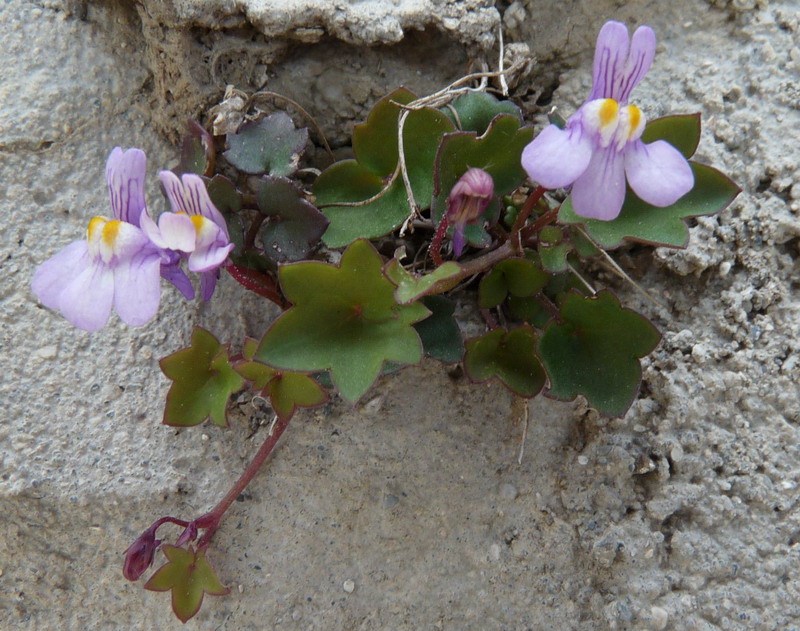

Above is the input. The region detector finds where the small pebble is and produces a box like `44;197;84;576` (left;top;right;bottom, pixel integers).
489;543;501;561
342;579;355;593
578;455;589;465
650;606;668;630
36;345;58;359
499;483;518;500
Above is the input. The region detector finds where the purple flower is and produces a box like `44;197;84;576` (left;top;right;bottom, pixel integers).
31;148;163;331
521;21;694;221
446;167;494;256
141;172;233;301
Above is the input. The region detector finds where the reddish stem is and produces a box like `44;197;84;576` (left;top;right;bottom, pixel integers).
520;205;560;241
510;185;547;236
195;415;292;548
429;215;450;266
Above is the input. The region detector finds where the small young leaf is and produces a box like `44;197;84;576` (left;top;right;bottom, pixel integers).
256;239;429;403
224;112;308;176
255;176;328;262
173;120;215;176
443;91;522;134
558;162;741;249
413;296;464;363
479;258;549;309
144;546;229;623
383;259;463;304
160;328;245;427
464;326;546;397
538;242;572;272
539;290;661;417
236;338;328;421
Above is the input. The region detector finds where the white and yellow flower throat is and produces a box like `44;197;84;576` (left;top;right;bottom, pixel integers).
87;217;139;263
581;98;646;150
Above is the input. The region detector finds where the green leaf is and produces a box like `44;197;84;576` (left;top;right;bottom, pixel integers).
160;328;245;427
464;326;546;397
254;176;328;262
479;258;549;309
173;120;215;176
413;296;464;363
352;87;416;175
444;91;522;134
538;290;661;416
538;242;572;272
236;338;328;421
558;163;741;249
316;96;456;247
640;113;702;159
255;240;429;403
144;546;229;623
431;115;534;224
508;295;554;329
207;175;244;256
224;112;308;176
383;259;463;304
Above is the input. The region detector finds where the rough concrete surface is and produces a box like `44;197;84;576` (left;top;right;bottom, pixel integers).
1;0;799;630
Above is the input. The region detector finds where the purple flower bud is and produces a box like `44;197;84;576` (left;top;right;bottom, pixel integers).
123;527;161;581
445;168;494;256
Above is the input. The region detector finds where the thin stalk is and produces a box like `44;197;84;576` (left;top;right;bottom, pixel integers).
195;415;292;548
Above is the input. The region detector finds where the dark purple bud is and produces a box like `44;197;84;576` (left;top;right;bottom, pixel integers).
175;522;198;547
445;168;494;256
123;527;161;581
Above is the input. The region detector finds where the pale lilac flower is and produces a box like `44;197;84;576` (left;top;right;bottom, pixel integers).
521;21;694;221
446;167;494;256
140;172;233;300
32;148;162;331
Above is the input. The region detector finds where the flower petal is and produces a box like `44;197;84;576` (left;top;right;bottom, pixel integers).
157;212;197;252
106;148;147;226
159;172;229;238
161;263;195;300
58;262;114;331
588;21;630;102
200;270;219;302
187;242;234;273
113;250;162;326
617;26;656;103
521;124;593;189
31;240;90;310
624;139;695;207
571;146;627;220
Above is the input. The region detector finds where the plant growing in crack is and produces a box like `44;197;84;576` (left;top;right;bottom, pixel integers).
31;21;739;622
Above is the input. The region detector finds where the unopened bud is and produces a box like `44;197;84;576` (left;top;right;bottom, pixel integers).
445;168;494;256
123;527;161;581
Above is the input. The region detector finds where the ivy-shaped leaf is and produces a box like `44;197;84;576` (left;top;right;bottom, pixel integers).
464;326;546;397
383;259;463;304
254;176;328;263
413;296;464;363
557;115;740;249
144;546;229;623
224;112;308;176
479;258;549;309
315;89;457;247
173;120;215;177
256;239;429;403
443;91;522;134
160;327;245;427
235;339;327;420
538;290;661;417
